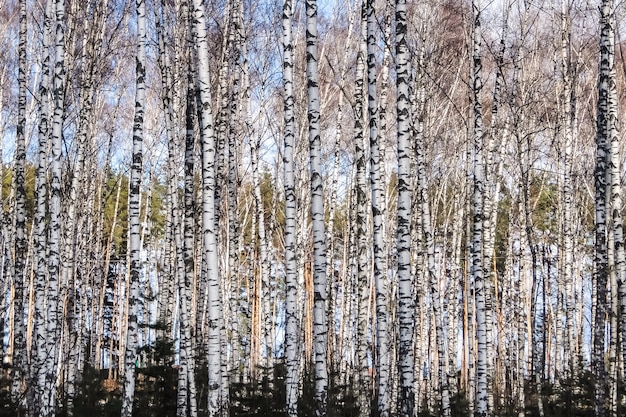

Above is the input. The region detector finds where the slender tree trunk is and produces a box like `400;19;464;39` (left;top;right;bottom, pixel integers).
183;70;199;417
157;2;184;411
191;0;224;414
366;1;390;415
609;231;618;415
282;0;299;413
606;11;620;412
33;3;54;412
464;133;475;414
396;0;415;415
606;0;626;400
515;199;526;417
225;0;243;382
594;2;612;416
559;0;578;380
353;5;370;414
39;1;66;415
470;1;489;415
448;194;464;401
226;107;243;375
482;3;509;410
11;0;27;408
305;1;329;415
121;0;146;415
251;135;272;369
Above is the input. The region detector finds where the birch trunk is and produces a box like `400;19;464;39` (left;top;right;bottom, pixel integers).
470;1;488;415
34;4;54;412
353;5;370;414
226;0;244;381
366;1;390;415
251;135;272;368
396;0;415;415
594;2;612;416
11;0;27;405
227;66;243;384
183;71;199;417
306;1;329;415
483;3;509;410
191;0;224;414
38;1;66;415
559;0;577;379
606;0;626;397
121;0;146;415
282;0;299;413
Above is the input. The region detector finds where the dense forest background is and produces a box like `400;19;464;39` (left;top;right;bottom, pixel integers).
0;0;625;416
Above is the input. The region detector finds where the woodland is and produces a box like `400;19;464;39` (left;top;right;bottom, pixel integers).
0;0;625;416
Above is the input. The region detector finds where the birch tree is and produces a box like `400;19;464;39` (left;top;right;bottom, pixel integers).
559;0;577;380
353;4;371;414
11;0;27;406
594;2;612;416
367;1;390;415
218;0;245;382
191;0;224;414
470;0;489;415
33;4;54;411
306;0;329;415
121;0;146;415
282;0;299;414
606;0;626;399
34;0;67;414
396;0;415;415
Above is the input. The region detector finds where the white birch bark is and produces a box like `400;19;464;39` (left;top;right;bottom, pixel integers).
464;136;475;414
250;135;272;368
609;226;618;414
594;2;612;416
448;194;464;401
515;200;526;417
225;0;244;381
11;0;27;404
396;0;414;415
282;0;299;414
214;0;234;213
559;0;577;379
183;74;199;417
121;0;146;415
470;1;488;415
191;0;224;414
33;4;54;408
366;1;390;415
353;5;370;413
606;0;626;397
226;107;243;375
306;0;329;415
39;1;66;415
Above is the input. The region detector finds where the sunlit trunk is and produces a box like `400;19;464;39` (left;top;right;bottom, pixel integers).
121;0;145;415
